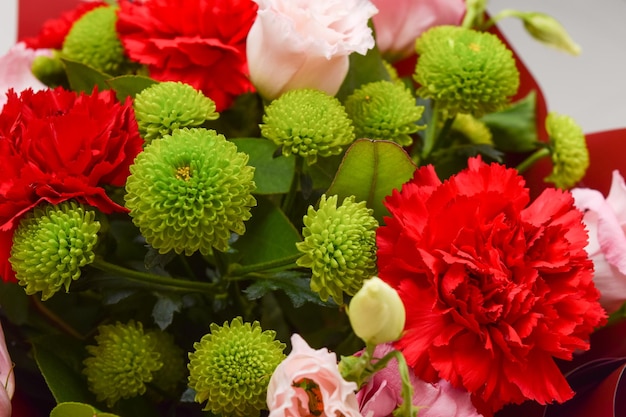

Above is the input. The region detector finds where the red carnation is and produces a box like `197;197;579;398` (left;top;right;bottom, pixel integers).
21;1;108;50
0;87;143;282
116;0;258;111
376;157;607;416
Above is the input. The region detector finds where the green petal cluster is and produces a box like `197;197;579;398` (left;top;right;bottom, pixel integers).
187;317;286;417
83;321;162;407
296;194;379;305
451;113;494;145
147;330;187;392
10;201;100;301
134;81;219;143
124;128;256;255
260;89;355;164
62;5;129;75
345;81;425;146
414;25;520;118
544;112;589;189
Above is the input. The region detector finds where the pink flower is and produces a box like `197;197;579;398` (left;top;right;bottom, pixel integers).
572;170;626;313
0;323;14;417
0;42;51;107
357;344;482;417
267;333;362;417
246;0;378;100
371;0;466;61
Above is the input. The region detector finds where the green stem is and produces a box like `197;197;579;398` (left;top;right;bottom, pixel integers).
90;258;219;294
282;156;303;215
482;9;525;30
228;253;301;277
515;147;550;174
420;103;440;160
432;115;457;153
30;296;84;340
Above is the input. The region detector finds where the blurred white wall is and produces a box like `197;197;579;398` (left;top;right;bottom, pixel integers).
0;0;17;54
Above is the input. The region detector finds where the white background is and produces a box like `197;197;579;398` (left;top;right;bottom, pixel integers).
1;0;625;133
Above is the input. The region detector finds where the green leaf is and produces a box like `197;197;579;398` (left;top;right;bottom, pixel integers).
336;45;390;102
429;144;504;180
326;139;417;221
32;334;93;404
152;293;183;330
106;75;158;102
0;282;30;325
481;92;539;153
230;196;301;266
244;271;330;308
231;138;295;194
50;402;120;417
62;58;111;93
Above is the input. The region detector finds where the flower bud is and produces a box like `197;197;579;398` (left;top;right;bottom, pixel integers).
544;112;589;189
522;12;581;56
348;276;405;345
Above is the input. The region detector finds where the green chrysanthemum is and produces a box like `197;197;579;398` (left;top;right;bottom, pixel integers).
544;112;589;189
134;81;219;143
83;321;162;407
10;201;100;301
188;317;286;417
414;25;520;118
148;330;187;392
125;127;256;255
260;89;355;164
345;80;425;146
296;194;379;305
451;113;494;145
31;51;66;87
62;5;129;75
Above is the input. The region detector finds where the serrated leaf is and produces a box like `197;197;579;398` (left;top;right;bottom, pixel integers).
326;139;417;221
231;138;296;194
62;58;110;93
50;402;120;417
430;143;504;180
106;75;158;102
244;271;330;308
482;92;539;153
230;196;301;266
32;335;93;404
152;294;183;330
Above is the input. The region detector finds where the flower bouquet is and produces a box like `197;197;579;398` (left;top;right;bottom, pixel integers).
1;1;626;417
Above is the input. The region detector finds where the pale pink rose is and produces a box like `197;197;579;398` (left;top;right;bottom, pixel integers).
267;333;363;417
371;0;466;61
572;170;626;313
357;344;483;417
246;0;378;100
0;323;14;417
0;42;51;107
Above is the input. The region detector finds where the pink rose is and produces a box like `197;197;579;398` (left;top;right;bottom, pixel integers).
371;0;466;61
572;170;626;313
0;42;51;107
0;323;14;417
357;344;483;417
267;334;363;417
246;0;378;100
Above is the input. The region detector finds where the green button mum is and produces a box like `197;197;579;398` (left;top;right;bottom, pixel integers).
124;128;256;255
345;80;425;146
10;201;100;301
83;321;162;407
134;81;219;143
260;89;355;165
296;194;379;305
544;112;589;189
414;25;520;118
188;317;285;417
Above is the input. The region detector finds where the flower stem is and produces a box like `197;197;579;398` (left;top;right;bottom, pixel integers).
282;156;303;215
515;147;550;174
228;253;301;277
420;103;440;160
30;296;84;340
90;258;220;294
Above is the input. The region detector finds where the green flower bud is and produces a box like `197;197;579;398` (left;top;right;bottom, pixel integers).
260;89;355;164
125;128;257;255
147;330;187;393
414;25;520;118
451;113;493;145
188;317;286;417
544;112;589;189
83;321;162;407
348;276;406;345
522;12;581;56
133;81;219;144
344;80;426;146
10;201;100;301
296;194;379;305
62;5;129;75
31;51;66;87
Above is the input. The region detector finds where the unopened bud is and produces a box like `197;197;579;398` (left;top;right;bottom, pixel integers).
522;12;581;56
